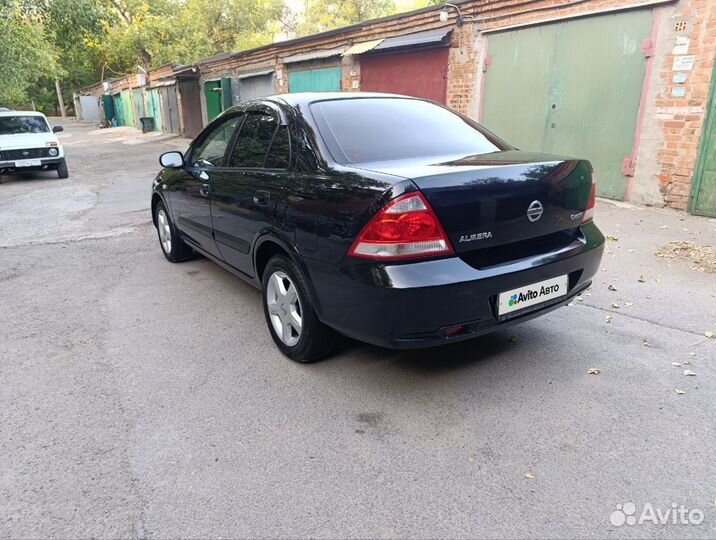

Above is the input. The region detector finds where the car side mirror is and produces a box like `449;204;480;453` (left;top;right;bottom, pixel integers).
160;151;184;168
52;126;64;133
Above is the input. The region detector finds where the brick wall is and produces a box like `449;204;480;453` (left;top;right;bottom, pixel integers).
652;0;716;210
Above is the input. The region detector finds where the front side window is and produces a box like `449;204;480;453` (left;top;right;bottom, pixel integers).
0;116;50;135
311;98;509;164
228;113;277;168
192;116;241;167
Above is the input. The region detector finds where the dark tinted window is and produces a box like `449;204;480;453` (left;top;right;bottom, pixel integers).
311;98;507;164
229;113;276;168
265;126;290;169
192;116;241;167
0;115;50;135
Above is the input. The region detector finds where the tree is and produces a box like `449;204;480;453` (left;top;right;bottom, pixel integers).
298;0;399;35
0;1;60;108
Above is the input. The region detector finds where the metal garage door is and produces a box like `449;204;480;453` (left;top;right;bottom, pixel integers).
237;71;274;102
132;89;145;128
354;28;451;104
204;80;223;122
112;94;123;125
482;9;653;199
159;85;180;134
360;48;449;104
146;88;162;131
690;63;716;217
120;90;135;128
288;66;341;93
79;96;99;123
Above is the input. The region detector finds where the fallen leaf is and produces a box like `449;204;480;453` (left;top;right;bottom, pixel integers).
684;370;696;377
672;362;682;367
606;235;619;241
576;296;584;301
624;302;634;307
608;284;618;291
587;368;600;375
638;275;646;283
524;473;535;480
605;315;612;324
612;303;620;309
674;389;685;395
660;225;669;229
683;360;690;365
642;338;652;347
705;331;715;339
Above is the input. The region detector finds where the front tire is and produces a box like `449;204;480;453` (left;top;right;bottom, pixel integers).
262;255;337;362
154;201;193;262
56;158;69;179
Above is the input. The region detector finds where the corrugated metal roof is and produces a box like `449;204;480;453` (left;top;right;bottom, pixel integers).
283;47;345;64
237;68;275;79
373;28;451;51
343;39;385;56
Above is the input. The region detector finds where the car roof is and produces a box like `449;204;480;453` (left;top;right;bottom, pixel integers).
266;92;422;108
0;110;47;118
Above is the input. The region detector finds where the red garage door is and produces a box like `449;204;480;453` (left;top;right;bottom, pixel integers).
360;48;449;104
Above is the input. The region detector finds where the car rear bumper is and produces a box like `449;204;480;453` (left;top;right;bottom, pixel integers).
305;222;605;349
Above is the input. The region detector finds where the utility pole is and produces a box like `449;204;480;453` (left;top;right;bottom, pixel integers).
55;79;67;118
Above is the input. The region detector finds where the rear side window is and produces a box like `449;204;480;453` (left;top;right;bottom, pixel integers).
229;113;276;168
311;98;507;164
265;126;291;169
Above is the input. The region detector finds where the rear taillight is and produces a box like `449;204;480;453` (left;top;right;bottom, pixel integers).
348;192;453;260
582;172;596;223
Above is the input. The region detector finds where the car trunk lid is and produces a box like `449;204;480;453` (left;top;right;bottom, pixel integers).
349;151;594;260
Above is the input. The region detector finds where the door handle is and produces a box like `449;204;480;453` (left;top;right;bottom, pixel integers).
200;183;210;197
253;190;270;205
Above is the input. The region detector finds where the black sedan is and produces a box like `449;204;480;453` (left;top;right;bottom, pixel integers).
152;93;604;362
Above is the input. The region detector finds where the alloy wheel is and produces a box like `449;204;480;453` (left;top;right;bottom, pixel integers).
157;208;172;254
266;270;303;346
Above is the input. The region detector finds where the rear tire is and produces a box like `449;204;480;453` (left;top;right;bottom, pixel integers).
56;159;69;179
262;255;337;362
154;201;193;262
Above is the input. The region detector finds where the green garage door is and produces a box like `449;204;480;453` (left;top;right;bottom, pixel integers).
482;10;653;199
204;80;222;122
690;61;716;217
288;66;341;93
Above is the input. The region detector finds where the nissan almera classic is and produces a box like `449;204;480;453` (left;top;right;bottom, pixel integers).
151;93;604;362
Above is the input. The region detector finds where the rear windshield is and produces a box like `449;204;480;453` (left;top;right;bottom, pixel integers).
311;98;508;164
0;116;50;135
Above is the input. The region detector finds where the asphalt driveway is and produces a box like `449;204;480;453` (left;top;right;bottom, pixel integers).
1;121;714;539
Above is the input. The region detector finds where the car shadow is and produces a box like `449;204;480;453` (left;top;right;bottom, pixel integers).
333;331;521;375
0;171;62;184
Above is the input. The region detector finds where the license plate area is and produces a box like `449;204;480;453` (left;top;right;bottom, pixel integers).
497;275;569;319
15;159;41;167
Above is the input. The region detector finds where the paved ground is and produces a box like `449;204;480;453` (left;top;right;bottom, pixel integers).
1;121;715;539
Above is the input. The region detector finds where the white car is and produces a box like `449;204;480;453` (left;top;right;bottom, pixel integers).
0;110;68;179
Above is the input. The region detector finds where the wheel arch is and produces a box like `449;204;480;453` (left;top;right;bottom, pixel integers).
151;192;165;227
253;233;325;319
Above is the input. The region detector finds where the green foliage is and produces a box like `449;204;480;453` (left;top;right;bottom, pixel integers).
0;1;60;108
298;0;399;35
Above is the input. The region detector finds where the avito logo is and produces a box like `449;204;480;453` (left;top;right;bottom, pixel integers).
508;284;561;307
